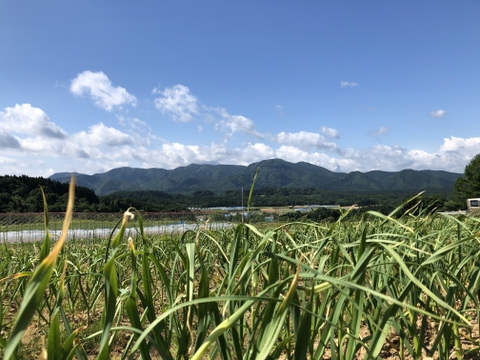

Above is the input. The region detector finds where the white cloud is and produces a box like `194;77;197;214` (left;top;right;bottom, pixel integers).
203;113;217;123
0;156;17;166
152;86;264;141
117;115;150;133
141;142;229;169
274;146;340;169
141;142;276;169
275;145;311;162
0;156;28;176
3;99;480;177
327;140;479;173
73;123;134;147
70;71;137;111
430;109;446;118
370;126;391;137
321;126;340;139
273;131;339;152
7;132;480;176
0;104;67;139
17;136;61;154
340;81;359;87
0;104;144;166
0;131;21;149
275;104;284;116
439;136;480;156
215;114;263;138
154;84;198;122
234;143;276;165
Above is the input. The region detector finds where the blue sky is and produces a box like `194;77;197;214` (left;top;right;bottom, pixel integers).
1;1;479;177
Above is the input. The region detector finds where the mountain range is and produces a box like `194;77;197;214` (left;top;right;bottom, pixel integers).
49;159;462;196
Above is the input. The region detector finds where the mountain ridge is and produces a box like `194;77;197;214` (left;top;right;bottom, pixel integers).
49;159;462;196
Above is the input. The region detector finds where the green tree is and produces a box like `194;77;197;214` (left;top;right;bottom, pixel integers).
454;153;480;199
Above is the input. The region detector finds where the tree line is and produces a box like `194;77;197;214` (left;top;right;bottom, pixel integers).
0;176;198;213
2;154;478;215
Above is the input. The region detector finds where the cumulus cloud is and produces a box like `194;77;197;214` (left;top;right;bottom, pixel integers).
215;114;263;138
17;136;64;154
0;103;146;168
0;132;21;149
0;104;67;139
321;126;340;139
273;131;339;152
73;123;134;147
439;136;480;156
8;126;480;175
154;84;199;122
152;85;266;143
4;89;480;177
234;143;276;165
268;146;344;171
152;85;265;143
70;71;137;111
340;81;359;87
139;142;276;169
430;109;446;118
76;149;90;159
140;142;230;169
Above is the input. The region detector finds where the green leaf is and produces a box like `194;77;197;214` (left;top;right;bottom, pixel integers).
47;311;62;360
4;177;75;360
39;186;50;263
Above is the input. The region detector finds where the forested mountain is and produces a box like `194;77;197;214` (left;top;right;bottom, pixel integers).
50;159;461;196
0;172;464;214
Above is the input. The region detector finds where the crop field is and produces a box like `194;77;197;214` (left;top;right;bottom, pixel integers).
1;181;480;359
0;212;231;243
0;212;201;236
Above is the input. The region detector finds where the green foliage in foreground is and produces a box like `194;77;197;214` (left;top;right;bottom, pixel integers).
1;189;480;359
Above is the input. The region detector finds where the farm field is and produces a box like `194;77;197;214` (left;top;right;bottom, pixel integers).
0;212;232;243
1;184;480;359
0;212;201;233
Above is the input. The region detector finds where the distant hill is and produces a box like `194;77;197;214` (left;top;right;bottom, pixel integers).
50;159;462;196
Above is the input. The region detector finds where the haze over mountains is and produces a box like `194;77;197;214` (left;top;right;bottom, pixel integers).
50;159;462;196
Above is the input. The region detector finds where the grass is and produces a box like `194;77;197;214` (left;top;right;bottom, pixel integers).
1;179;480;359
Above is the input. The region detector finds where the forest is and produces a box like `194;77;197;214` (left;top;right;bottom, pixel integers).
0;174;466;214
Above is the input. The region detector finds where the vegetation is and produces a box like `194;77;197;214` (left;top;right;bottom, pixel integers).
0;175;464;215
455;153;480;200
50;159;461;196
1;179;480;359
0;175;100;213
0;176;190;213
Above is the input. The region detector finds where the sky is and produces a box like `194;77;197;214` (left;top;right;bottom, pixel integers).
1;1;479;177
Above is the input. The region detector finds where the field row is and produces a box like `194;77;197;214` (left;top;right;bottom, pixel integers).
1;187;480;359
